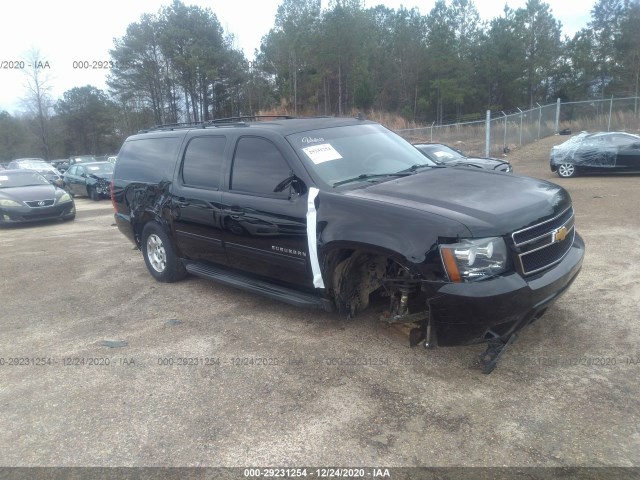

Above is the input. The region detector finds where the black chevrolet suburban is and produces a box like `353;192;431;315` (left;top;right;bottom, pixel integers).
112;116;584;371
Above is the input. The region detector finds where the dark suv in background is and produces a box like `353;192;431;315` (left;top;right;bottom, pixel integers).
112;116;584;372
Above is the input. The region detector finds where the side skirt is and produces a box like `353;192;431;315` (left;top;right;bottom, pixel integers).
184;261;333;312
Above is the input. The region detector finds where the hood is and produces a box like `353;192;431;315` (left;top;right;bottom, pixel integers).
344;167;571;237
0;184;58;202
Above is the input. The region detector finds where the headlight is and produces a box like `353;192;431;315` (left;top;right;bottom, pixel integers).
0;199;21;207
440;237;509;282
58;192;72;203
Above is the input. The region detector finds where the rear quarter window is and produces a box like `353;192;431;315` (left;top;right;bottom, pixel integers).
115;136;182;183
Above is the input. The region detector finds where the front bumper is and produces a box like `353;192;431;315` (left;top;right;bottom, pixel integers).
426;232;584;346
0;202;76;224
94;182;111;196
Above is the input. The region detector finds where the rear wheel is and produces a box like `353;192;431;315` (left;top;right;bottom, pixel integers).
141;222;187;282
557;163;576;178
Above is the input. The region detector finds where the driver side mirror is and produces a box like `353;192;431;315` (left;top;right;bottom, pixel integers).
273;173;307;196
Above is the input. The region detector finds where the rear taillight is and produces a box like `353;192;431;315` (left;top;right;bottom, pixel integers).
110;178;116;211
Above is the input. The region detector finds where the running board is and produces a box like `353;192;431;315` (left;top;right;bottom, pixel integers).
184;261;332;311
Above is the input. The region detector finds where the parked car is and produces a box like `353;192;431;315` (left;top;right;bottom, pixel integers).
50;159;69;173
63;162;114;200
68;155;98;166
0;169;75;223
7;158;64;187
413;143;512;172
112;116;584;372
550;131;640;178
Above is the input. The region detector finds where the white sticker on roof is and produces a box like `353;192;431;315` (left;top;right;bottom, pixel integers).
88;166;100;170
302;144;343;164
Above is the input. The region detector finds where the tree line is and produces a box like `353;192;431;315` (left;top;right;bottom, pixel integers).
1;0;638;162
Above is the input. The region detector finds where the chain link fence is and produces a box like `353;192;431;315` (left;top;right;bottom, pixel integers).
396;96;640;158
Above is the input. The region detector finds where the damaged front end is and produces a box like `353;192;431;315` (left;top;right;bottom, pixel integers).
322;229;583;374
92;177;112;197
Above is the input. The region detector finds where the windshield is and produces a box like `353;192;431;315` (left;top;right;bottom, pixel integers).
0;171;50;188
415;144;465;163
16;161;58;173
85;163;114;175
287;124;436;186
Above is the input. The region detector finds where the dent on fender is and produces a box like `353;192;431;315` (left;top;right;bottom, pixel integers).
314;190;464;272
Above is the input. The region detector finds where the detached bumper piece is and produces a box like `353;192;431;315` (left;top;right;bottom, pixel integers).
479;331;518;374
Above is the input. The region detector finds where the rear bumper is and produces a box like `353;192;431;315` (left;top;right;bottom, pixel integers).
426;233;584;346
114;213;137;245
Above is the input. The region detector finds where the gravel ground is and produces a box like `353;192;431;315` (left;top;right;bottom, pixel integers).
0;136;639;470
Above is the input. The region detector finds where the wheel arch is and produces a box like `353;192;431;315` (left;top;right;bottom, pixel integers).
319;241;426;316
320;241;414;291
132;211;172;249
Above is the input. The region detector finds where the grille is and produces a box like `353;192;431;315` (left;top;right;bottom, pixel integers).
22;212;60;220
520;229;575;275
512;206;573;246
25;199;55;208
512;206;576;276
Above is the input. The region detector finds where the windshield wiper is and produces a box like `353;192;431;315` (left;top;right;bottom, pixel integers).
399;163;443;173
332;172;411;187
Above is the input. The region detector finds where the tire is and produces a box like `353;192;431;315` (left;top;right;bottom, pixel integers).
140;222;187;282
557;163;577;178
89;187;100;201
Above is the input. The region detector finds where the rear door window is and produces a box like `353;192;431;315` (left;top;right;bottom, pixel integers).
181;136;226;190
116;136;182;183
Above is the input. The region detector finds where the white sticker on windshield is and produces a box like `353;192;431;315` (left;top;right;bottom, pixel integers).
434;151;447;157
0;176;8;181
302;144;342;164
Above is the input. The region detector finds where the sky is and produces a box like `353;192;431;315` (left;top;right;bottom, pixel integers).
0;0;595;115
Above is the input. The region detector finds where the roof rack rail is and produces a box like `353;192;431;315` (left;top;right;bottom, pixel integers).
138;121;208;133
208;115;295;124
138;115;296;133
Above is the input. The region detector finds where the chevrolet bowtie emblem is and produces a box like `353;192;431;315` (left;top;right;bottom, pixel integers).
554;226;568;242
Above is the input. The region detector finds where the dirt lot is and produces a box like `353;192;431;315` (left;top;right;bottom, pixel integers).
1;135;639;470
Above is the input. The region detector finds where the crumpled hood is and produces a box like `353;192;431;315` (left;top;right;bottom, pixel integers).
344;167;571;237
